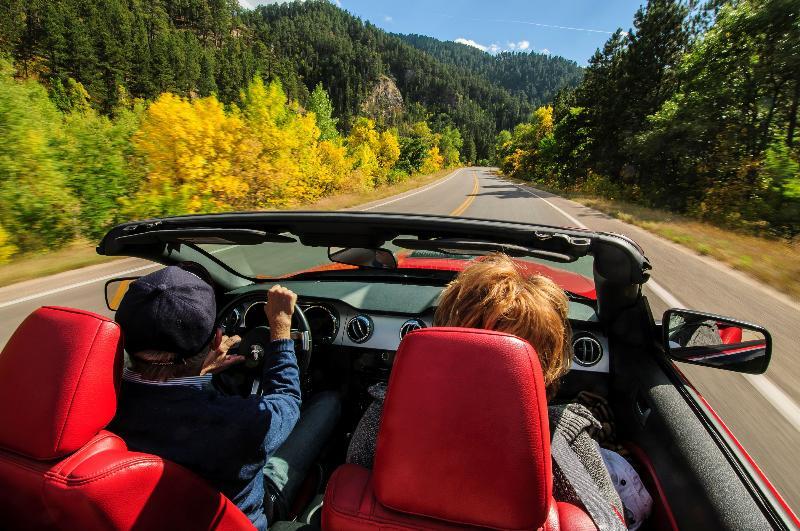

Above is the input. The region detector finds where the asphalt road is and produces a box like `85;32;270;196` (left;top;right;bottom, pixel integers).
1;166;799;511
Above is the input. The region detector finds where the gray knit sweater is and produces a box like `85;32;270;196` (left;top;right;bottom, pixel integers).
346;384;623;516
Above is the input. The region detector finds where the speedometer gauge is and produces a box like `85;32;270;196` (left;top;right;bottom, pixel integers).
304;304;339;344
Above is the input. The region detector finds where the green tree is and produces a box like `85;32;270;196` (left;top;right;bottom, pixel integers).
438;125;463;167
307;83;339;142
63;105;143;239
0;60;79;252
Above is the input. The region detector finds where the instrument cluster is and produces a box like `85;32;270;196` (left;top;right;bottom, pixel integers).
218;294;607;373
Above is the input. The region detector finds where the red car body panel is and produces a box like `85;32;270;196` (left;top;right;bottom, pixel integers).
281;253;597;299
670;364;800;527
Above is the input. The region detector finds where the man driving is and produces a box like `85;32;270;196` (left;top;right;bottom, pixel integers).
109;266;339;530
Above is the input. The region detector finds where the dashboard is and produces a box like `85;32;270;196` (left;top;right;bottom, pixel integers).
221;280;610;374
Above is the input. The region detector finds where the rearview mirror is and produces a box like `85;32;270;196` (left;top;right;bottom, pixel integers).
662;309;771;374
328;247;397;270
104;277;139;311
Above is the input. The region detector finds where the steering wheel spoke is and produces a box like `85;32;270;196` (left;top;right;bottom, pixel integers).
290;329;312;352
214;294;313;397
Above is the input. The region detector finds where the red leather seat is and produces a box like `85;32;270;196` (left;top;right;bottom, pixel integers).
322;327;597;530
0;306;253;530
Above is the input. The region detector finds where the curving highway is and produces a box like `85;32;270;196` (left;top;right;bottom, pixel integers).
1;166;798;510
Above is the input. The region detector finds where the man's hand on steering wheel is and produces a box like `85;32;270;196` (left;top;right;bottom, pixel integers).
212;285;310;397
201;329;244;375
266;285;297;341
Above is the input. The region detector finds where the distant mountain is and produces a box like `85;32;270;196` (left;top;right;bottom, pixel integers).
0;0;582;159
243;1;536;158
399;34;584;107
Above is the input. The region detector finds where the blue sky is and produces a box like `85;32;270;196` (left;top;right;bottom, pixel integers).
241;0;646;65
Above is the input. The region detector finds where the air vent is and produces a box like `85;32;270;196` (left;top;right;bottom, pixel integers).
572;335;602;367
346;315;374;344
399;318;426;340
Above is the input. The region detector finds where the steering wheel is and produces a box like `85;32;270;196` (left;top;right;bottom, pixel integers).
213;296;313;397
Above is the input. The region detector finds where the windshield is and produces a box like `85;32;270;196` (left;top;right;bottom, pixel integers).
197;239;595;295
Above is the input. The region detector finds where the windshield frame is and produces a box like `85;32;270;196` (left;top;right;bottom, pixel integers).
97;211;652;298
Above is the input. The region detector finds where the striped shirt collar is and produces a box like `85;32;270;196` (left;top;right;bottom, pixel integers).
122;367;212;389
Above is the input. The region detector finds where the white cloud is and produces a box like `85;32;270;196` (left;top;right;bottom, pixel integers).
458;37;538;55
454;38;504;54
541;48;551;55
455;37;488;52
384;15;393;22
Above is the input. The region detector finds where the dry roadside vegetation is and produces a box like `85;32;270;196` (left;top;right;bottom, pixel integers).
303;167;455;211
562;192;800;300
0;241;117;289
0;168;459;289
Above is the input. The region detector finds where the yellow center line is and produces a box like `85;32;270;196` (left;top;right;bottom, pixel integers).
109;279;134;310
449;173;479;216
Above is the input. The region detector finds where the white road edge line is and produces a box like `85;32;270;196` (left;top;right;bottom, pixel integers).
0;263;159;309
0;245;237;309
513;183;587;229
511;178;800;434
643;279;684;309
743;374;800;431
358;168;465;211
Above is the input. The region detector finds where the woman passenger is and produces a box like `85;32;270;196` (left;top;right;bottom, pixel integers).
346;253;651;529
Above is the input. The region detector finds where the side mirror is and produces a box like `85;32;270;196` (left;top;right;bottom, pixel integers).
662;309;771;374
104;277;139;311
328;247;397;270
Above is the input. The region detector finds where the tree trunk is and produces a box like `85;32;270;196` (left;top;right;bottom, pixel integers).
759;78;784;152
787;81;800;147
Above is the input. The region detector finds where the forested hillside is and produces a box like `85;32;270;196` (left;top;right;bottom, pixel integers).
400;34;583;107
0;0;579;160
245;2;536;159
496;0;800;238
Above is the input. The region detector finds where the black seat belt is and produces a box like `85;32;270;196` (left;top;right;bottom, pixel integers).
551;433;627;530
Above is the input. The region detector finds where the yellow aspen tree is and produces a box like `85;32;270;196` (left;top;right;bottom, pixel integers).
532;105;554;140
235;78;295;207
129;93;247;216
347;117;401;186
377;130;401;171
0;225;16;263
348;117;380;150
421;145;444;174
316;140;351;192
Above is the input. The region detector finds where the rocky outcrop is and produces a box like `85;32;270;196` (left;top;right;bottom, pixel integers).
360;75;404;126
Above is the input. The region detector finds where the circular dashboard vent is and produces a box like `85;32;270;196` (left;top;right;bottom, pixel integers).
346;315;374;344
572;335;602;367
399;318;426;340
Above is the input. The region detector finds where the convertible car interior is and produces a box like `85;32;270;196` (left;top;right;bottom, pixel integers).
0;212;794;530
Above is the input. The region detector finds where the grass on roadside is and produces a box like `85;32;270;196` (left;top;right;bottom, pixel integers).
529;181;800;300
0;168;461;288
0;240;117;289
301;167;458;211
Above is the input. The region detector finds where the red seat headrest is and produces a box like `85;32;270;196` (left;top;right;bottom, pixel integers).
0;307;122;460
373;327;552;530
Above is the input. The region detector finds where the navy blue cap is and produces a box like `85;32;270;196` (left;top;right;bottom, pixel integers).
115;266;216;359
